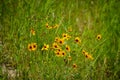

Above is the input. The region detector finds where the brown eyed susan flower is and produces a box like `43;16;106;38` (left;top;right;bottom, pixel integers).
41;44;49;51
54;50;61;57
85;54;94;60
30;29;35;35
75;37;81;44
65;45;70;52
62;33;67;38
52;42;60;49
73;63;77;69
31;43;37;51
54;37;60;42
46;23;52;29
67;35;71;40
46;23;49;28
88;54;94;60
97;34;102;40
61;50;66;57
58;38;64;45
82;50;94;60
82;50;86;55
47;26;53;29
82;50;89;56
62;33;71;40
53;24;59;28
57;48;62;52
28;44;32;51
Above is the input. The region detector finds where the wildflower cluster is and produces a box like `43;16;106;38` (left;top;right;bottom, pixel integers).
46;23;59;29
82;50;94;60
28;22;102;70
28;43;37;51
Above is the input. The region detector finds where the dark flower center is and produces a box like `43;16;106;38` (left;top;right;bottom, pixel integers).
57;52;59;55
75;39;79;42
55;45;57;48
62;52;65;55
98;36;100;39
60;41;62;43
29;46;32;49
66;47;68;50
33;45;36;48
85;55;88;58
44;46;46;48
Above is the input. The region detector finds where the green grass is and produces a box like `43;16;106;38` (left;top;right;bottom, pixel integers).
0;0;120;80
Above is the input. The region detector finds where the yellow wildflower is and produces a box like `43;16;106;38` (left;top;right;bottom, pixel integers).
57;48;62;52
41;44;49;51
65;45;70;52
53;24;59;28
46;23;52;29
75;37;81;44
61;50;66;57
52;42;60;49
82;50;94;60
73;63;77;69
54;50;61;57
31;43;37;51
28;44;32;51
82;50;87;55
85;54;94;60
62;33;67;38
46;23;49;28
62;33;71;40
58;38;64;45
97;34;102;40
54;37;60;42
30;29;35;35
28;43;37;51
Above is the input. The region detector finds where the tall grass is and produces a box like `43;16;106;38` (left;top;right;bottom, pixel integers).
0;0;120;80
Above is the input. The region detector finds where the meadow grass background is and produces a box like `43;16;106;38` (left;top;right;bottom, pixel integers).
0;0;120;80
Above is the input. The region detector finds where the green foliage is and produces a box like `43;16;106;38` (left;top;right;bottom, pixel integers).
0;0;120;80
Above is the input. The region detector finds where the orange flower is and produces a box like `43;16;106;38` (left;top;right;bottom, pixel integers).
54;50;61;57
62;33;71;40
28;44;32;51
61;50;66;57
82;50;87;55
96;34;102;40
73;63;77;69
54;37;60;42
85;54;94;60
28;43;37;51
46;23;52;29
65;45;70;52
75;37;81;44
31;43;37;51
30;29;35;35
82;50;94;60
46;23;49;28
52;42;60;49
53;24;59;28
58;38;64;45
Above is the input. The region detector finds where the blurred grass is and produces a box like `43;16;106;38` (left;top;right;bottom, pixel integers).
0;0;120;80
